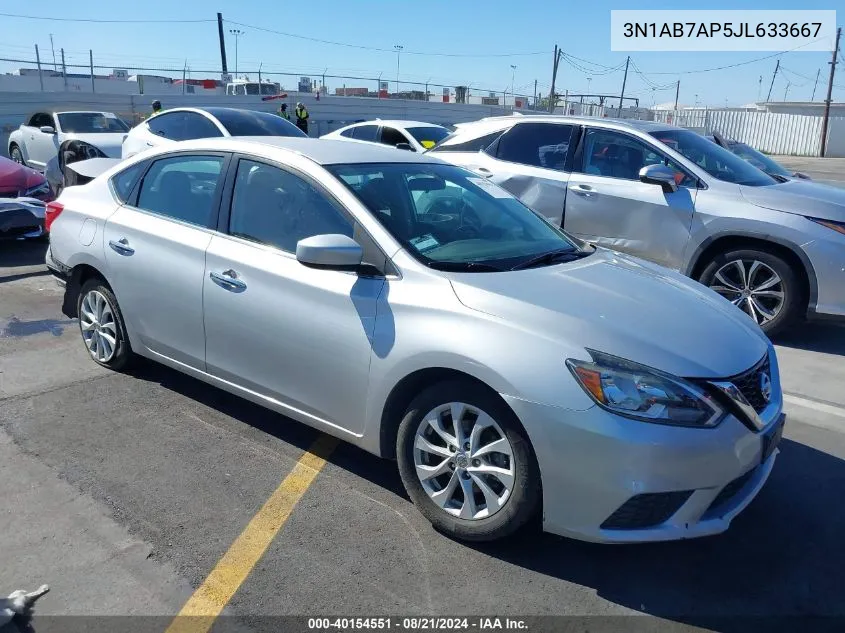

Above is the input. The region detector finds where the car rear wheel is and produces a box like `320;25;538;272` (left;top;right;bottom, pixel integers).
699;247;803;337
77;279;134;370
10;144;24;165
396;380;541;542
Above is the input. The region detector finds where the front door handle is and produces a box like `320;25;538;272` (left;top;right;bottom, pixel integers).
108;237;135;255
475;166;494;178
210;269;247;292
568;184;596;197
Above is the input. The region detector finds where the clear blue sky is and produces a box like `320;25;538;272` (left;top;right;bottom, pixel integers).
0;0;841;106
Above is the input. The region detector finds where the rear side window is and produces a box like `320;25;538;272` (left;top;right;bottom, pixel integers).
429;129;505;153
136;155;225;227
379;126;409;147
182;113;224;140
340;128;356;138
495;123;574;170
148;112;185;139
211;109;306;137
352;125;379;142
111;161;148;203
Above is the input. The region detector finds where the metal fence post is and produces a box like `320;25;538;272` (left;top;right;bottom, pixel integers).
61;48;67;91
35;45;44;91
90;50;95;93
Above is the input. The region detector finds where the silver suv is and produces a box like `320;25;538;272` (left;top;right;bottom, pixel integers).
429;115;845;336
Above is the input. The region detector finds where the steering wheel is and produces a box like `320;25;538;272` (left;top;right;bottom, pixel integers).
427;198;482;239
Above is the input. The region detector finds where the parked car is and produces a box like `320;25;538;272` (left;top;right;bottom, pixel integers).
707;132;811;181
321;120;451;152
428;115;845;336
46;136;785;544
8;111;130;172
0;154;53;239
121;107;305;158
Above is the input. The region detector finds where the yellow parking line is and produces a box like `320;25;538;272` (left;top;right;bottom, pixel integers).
164;434;339;633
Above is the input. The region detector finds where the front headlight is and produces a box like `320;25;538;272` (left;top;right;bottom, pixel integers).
566;350;724;428
23;181;51;197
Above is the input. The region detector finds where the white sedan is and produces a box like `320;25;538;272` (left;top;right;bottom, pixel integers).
321;120;451;152
8;111;130;171
121;107;305;159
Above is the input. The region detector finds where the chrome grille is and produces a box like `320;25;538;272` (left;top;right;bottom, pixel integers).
728;356;771;414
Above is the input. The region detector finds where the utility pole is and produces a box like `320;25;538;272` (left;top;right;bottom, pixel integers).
811;68;821;101
510;64;517;108
783;81;790;101
34;45;44;91
757;75;762;101
618;55;630;112
229;29;244;78
533;78;538;109
673;79;680;111
820;26;842;157
217;13;228;77
394;44;403;94
90;50;95;93
766;59;779;102
49;34;57;72
60;48;67;91
548;45;561;113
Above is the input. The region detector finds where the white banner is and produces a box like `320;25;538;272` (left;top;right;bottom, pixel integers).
610;10;837;52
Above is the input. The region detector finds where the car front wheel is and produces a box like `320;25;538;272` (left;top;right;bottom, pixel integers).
699;247;803;337
396;380;541;542
10;145;24;165
77;279;134;370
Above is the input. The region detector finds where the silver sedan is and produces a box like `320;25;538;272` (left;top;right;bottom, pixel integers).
45;137;785;543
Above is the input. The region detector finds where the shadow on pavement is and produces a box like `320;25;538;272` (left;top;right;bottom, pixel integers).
0;240;48;282
775;321;845;357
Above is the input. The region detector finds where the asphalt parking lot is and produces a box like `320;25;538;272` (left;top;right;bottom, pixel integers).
2;166;845;632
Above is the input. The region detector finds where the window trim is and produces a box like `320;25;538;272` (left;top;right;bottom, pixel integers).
488;121;577;172
122;151;233;232
430;127;509;153
217;153;396;277
576;126;703;189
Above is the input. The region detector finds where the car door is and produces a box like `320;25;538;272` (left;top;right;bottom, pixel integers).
103;152;229;369
474;122;576;228
24;113;59;169
203;156;386;434
563;128;698;269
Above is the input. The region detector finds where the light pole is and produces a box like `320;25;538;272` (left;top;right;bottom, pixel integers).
586;76;592;95
229;29;244;78
394;44;403;95
510;64;516;105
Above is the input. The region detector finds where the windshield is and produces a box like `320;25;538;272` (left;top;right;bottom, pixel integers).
212;109;307;137
728;142;791;177
650;129;777;186
58;112;130;133
406;126;450;150
327;162;581;271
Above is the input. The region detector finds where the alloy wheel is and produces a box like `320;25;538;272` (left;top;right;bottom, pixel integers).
413;402;515;520
79;290;118;363
10;147;23;164
709;259;785;326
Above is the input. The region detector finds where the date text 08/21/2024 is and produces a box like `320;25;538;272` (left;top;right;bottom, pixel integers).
307;617;529;630
622;22;823;39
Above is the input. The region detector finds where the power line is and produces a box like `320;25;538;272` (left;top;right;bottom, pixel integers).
0;11;214;23
224;19;547;58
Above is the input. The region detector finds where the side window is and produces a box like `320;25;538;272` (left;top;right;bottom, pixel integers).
136;155;224;227
110;161;148;203
340;128;356;138
430;129;506;153
495;123;574;170
228;159;353;253
580;129;695;186
352;125;379;142
182;113;224;140
379;126;409;147
148;112;185;139
27;113;52;128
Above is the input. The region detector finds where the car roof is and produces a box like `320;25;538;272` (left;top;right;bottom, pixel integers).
342;120;446;129
53;111;117;116
163;136;442;165
460;113;678;134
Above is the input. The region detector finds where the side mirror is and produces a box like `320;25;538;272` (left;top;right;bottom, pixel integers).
296;234;364;271
40;126;56;134
395;142;415;151
793;172;811;180
639;164;679;193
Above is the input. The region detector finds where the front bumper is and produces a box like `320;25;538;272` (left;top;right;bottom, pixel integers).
0;198;46;239
503;354;784;544
804;235;845;320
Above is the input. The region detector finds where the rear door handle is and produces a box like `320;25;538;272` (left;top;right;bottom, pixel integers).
568;184;596;197
146;141;154;147
210;269;247;292
108;237;135;255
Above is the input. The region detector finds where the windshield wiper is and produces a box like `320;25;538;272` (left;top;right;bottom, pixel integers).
510;248;592;271
426;261;505;272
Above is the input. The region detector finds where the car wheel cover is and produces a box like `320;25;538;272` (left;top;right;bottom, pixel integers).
413;401;515;520
11;148;23;163
79;290;118;363
709;259;785;326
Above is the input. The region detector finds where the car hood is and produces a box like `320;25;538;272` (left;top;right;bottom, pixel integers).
448;249;768;379
740;180;845;222
62;133;126;158
0;158;44;193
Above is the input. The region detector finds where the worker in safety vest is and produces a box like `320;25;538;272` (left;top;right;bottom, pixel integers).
278;103;291;121
294;102;309;134
148;100;162;120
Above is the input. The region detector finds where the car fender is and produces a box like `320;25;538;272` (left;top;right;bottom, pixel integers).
8;129;25;156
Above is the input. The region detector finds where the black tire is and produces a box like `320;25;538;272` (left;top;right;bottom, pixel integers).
76;278;135;371
396;380;541;542
9;144;25;165
698;247;804;337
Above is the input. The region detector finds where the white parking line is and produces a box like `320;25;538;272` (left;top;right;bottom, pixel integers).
783;393;845;433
